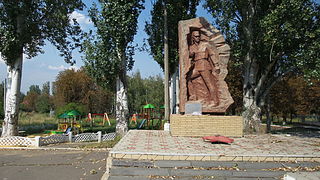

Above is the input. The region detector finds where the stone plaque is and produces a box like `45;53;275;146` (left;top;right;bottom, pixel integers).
185;102;202;115
179;17;234;113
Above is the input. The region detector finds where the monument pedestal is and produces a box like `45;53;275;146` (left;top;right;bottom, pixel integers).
170;114;243;137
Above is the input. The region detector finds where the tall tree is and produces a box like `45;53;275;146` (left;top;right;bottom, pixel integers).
28;85;41;95
53;68;113;115
41;81;50;95
127;71;147;114
83;0;144;136
205;0;320;132
127;72;164;114
21;85;41;112
53;69;93;107
145;0;199;75
0;0;84;136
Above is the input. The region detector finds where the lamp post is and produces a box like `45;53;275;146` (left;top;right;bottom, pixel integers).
163;0;170;122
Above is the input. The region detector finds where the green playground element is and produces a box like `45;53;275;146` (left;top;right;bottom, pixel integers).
43;130;65;134
57;110;82;134
143;104;155;109
67;110;81;116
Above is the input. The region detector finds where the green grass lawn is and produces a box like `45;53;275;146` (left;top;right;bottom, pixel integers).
0;112;165;136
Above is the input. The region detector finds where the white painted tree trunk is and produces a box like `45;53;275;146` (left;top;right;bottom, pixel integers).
170;69;179;114
1;54;23;137
242;54;262;133
115;76;128;136
169;74;174;114
242;90;261;133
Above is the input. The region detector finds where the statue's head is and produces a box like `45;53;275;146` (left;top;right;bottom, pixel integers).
191;30;201;44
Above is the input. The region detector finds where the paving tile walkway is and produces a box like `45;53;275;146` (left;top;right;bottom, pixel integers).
110;130;320;161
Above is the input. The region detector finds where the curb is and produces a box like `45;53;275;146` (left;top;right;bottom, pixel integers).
109;152;320;162
0;146;111;151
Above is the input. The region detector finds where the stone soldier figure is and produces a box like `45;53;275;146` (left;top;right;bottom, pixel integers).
186;30;220;106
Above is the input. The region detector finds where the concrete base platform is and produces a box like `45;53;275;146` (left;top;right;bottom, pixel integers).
110;130;320;162
104;130;320;180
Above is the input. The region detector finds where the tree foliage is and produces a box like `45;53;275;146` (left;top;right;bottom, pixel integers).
21;82;52;113
83;0;145;136
270;74;320;120
145;0;199;74
83;0;145;88
0;0;84;136
28;85;41;95
205;0;320;132
225;61;243;115
127;71;164;114
53;69;113;115
0;0;84;65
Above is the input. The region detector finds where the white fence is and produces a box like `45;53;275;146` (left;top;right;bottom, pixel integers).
0;136;36;147
40;134;69;146
0;132;116;147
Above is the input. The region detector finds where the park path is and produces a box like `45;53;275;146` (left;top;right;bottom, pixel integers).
0;149;108;180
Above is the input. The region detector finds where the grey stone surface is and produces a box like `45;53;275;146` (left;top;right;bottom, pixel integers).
226;178;276;180
169;169;233;177
112;159;153;167
155;160;191;168
110;167;169;176
191;161;237;168
185;102;202;115
237;162;287;170
298;162;320;167
108;176;150;180
284;172;320;180
232;171;285;178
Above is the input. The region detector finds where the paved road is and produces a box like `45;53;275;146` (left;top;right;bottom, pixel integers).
0;149;108;180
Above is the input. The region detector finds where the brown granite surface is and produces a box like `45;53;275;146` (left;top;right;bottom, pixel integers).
178;17;233;113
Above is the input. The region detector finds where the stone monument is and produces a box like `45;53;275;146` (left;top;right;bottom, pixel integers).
178;17;233;113
171;17;242;137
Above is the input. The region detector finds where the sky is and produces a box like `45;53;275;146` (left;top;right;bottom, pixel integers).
0;1;213;93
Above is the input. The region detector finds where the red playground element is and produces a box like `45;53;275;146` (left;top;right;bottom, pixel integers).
202;136;234;144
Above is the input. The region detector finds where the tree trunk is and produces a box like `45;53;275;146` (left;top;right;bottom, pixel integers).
241;1;262;133
115;75;128;137
265;95;271;133
243;95;261;133
170;70;178;114
2;53;23;137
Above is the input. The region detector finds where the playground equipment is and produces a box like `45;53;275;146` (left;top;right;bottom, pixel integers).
143;104;155;127
130;114;138;124
87;113;111;126
57;110;82;134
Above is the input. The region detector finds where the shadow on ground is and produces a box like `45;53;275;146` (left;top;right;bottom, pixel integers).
272;126;320;138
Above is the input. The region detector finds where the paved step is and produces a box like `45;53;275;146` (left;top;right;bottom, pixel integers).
112;159;320;169
106;159;320;179
108;176;277;180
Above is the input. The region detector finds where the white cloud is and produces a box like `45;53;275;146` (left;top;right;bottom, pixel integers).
48;65;79;71
69;11;92;26
68;65;79;70
48;65;66;71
